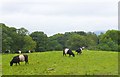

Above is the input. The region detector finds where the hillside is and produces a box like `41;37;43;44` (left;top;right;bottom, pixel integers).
0;55;1;76
2;50;118;75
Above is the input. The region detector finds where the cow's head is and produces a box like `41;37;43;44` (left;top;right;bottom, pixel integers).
10;61;13;66
72;53;75;57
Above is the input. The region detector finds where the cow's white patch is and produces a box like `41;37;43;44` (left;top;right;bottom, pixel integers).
65;48;69;54
19;55;25;62
18;50;21;54
28;50;31;53
80;48;82;51
82;47;85;49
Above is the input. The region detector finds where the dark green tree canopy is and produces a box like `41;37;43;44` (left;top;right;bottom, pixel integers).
30;31;48;52
1;23;120;52
1;23;36;53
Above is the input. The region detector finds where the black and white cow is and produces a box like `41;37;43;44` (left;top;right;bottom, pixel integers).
4;50;10;53
63;48;75;57
10;54;28;66
76;48;82;55
75;47;84;55
15;50;21;54
26;50;33;53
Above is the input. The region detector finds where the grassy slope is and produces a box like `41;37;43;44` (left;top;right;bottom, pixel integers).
2;50;118;75
0;54;2;76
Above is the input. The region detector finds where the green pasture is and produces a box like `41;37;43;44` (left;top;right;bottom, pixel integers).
0;54;2;76
2;50;118;75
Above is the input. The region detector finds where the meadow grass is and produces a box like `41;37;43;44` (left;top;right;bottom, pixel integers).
2;50;118;75
0;54;2;76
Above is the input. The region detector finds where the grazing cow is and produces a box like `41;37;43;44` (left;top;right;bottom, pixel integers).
63;48;75;57
15;50;21;54
76;48;82;55
4;50;10;53
10;54;28;66
26;50;33;53
76;47;84;55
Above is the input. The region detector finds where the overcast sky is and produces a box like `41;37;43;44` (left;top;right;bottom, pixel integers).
0;0;119;36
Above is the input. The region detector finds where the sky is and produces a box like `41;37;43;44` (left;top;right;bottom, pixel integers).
0;0;119;36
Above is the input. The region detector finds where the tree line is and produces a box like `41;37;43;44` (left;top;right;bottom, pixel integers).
0;23;120;53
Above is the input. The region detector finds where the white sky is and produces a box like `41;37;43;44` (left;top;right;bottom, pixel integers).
0;0;119;36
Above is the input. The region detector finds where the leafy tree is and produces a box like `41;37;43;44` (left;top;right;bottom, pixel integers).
64;32;98;50
86;32;98;50
118;45;120;52
2;24;13;51
47;33;65;50
1;24;36;53
30;31;48;52
47;40;62;51
17;27;29;36
22;36;36;52
74;31;87;36
65;34;86;50
0;24;2;52
98;30;119;51
1;23;119;52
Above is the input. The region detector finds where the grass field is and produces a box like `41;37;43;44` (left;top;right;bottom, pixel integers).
2;50;118;75
0;54;2;76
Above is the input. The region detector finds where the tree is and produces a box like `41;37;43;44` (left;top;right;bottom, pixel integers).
17;27;29;36
2;24;13;52
30;31;48;52
47;33;65;50
1;23;119;52
0;24;2;52
86;32;98;50
74;31;87;36
98;30;119;51
47;40;62;51
22;36;36;52
1;24;36;53
65;34;86;50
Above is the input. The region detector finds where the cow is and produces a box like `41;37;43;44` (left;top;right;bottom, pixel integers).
63;48;75;57
10;54;28;66
15;50;21;54
4;50;10;53
26;50;33;53
75;47;84;55
76;48;82;55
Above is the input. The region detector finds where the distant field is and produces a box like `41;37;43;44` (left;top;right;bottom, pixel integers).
2;50;118;75
0;54;2;76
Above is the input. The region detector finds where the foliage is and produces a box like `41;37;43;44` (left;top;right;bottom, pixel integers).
47;33;65;51
1;23;36;53
65;34;85;49
98;30;119;51
30;31;48;52
22;36;36;52
47;40;62;51
1;23;120;52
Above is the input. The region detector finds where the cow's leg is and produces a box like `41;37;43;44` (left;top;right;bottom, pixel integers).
65;54;66;56
80;51;82;54
63;53;65;56
16;63;17;66
25;60;28;64
63;51;65;56
24;55;28;64
63;52;66;56
18;62;20;65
